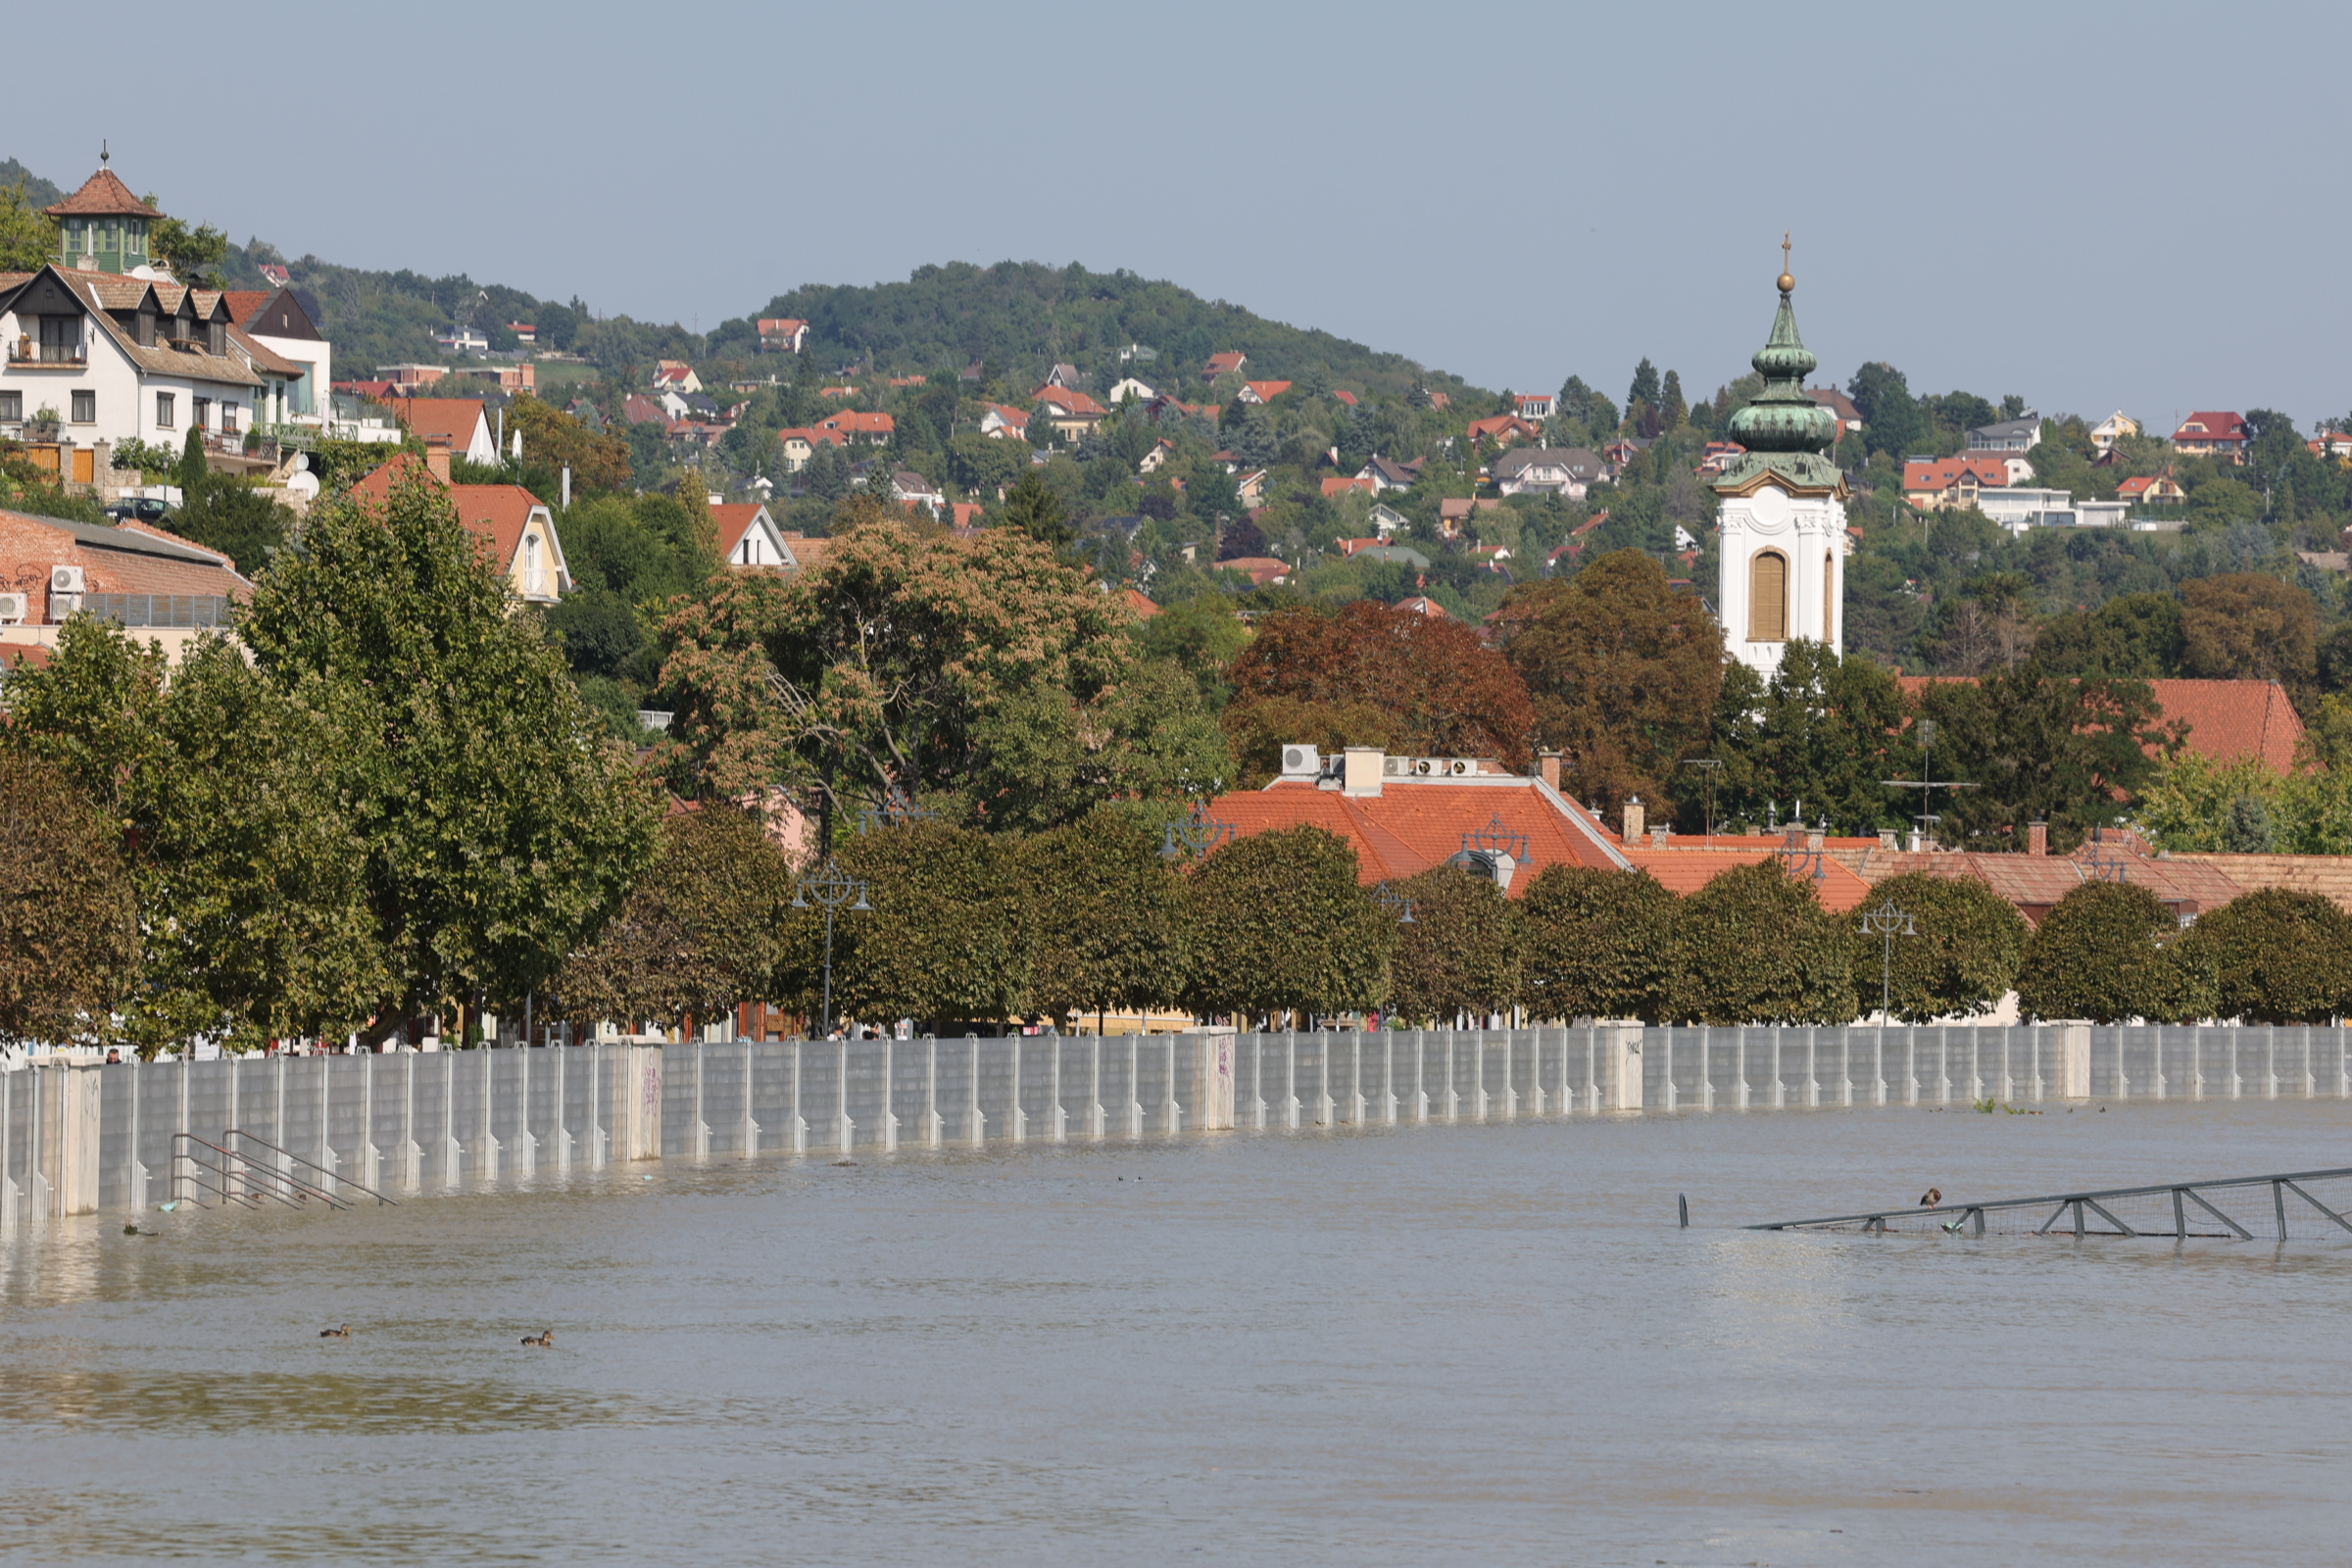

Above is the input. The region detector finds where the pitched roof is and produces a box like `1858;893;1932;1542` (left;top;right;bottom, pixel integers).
779;532;832;571
1242;379;1293;402
1321;475;1376;498
1832;841;2245;922
1204;351;1247;375
385;397;489;449
1805;385;1863;422
1623;845;1874;913
349;457;554;581
776;424;848;449
622;395;666;425
2174;411;2248;442
709;503;773;560
1216;555;1290;585
0;509;252;601
1122;587;1160;619
2170;853;2352;914
44;168;162;219
10;267;261;387
1333;389;1359;407
1213;777;1629;891
1465;415;1542;444
1396;595;1448;618
1492;446;1605;480
1035;387;1106;416
817;409;896;436
1903;456;2011;490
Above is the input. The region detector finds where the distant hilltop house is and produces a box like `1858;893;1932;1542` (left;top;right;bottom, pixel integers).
1697;440;1747;476
978;403;1031;440
653;360;702;395
2308;430;2352;462
2173;411;2248;462
1202;350;1247;381
757;318;808;353
1043;363;1082;389
1902;455;2015;512
1237;379;1293;405
1515;392;1556;421
434;324;488;355
505;322;535;344
1492;447;1607;499
774;425;848;471
816;409;895;444
1965;413;2041;453
2117;473;2186;507
1104;375;1155;405
1033;387;1105;442
1355;455;1421;492
708;502;795;568
352;452;570;606
2090;411;2139;453
1465;414;1544;450
385;397;501;466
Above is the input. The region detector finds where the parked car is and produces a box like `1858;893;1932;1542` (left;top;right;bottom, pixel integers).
104;498;171;525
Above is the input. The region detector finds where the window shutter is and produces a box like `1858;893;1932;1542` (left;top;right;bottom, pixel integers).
1749;551;1788;642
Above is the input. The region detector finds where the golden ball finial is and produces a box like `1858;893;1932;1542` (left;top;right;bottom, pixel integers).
1777;270;1795;293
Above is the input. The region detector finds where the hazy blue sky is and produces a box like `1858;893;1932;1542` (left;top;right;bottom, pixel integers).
18;3;2345;428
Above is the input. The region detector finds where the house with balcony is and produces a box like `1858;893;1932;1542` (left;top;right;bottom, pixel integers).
1491;446;1607;498
1966;413;2042;453
758;318;808;353
223;287;330;433
2090;411;2140;453
1903;455;2013;512
2173;411;2248;463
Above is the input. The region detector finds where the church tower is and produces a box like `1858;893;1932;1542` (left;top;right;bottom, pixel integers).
1712;240;1848;678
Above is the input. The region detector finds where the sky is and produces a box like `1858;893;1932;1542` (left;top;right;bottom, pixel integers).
16;2;2348;429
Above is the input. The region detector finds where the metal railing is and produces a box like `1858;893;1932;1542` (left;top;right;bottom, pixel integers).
1749;1164;2352;1243
169;1130;397;1211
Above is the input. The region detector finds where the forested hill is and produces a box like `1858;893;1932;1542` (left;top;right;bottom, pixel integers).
709;262;1478;398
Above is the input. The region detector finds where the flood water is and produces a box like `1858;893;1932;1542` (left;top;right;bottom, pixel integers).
3;1100;2349;1565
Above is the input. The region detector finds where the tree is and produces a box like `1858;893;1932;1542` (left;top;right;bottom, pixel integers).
1517;864;1675;1022
1219;694;1398;786
1141;593;1250;708
0;752;136;1045
1180;826;1393;1023
2030;593;2184;678
948;431;1030;494
1676;641;1912;834
1660;369;1689;430
170;477;293;577
1850;871;2028;1023
2177;888;2352;1024
1215;512;1268;560
1383;865;1521;1026
1847;362;1924;459
1225;599;1535;771
553;805;797;1034
1668;862;1856;1024
240;465;659;1044
1000;468;1073;552
794;821;1029;1030
1626;359;1661;416
1017;806;1188;1029
659;519;1228;832
1916;666;2171;852
2016;881;2212;1023
1494;549;1724;820
147;211;230;287
0;180;58;271
505;395;634;495
2180;573;2318;691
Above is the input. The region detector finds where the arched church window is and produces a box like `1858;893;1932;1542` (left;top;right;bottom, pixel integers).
1749;550;1788;642
1823;551;1836;642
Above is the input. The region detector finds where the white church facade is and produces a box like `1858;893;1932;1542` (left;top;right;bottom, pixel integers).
1711;244;1850;678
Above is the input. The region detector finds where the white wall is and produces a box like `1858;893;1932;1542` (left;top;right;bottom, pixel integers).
1715;480;1848;677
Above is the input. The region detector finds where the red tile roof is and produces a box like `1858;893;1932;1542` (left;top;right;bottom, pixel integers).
1322;475;1376;498
1243;379;1293;402
708;503;769;559
1333;389;1359;407
1035;387;1107;416
777;424;848;449
818;410;896;437
1204;352;1247;376
45;168;161;219
1624;846;1874;913
1465;415;1542;445
385;397;488;451
2174;411;2247;444
1122;587;1160;619
1214;778;1626;891
1904;456;2010;492
1834;841;2245;923
350;457;552;581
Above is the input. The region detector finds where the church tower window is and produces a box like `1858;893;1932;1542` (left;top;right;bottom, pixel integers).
1750;551;1788;642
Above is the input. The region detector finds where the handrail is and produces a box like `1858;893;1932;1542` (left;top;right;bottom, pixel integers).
1750;1162;2352;1236
223;1129;397;1206
170;1133;353;1211
171;1139;303;1209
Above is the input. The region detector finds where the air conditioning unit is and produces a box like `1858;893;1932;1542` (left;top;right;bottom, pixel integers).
1446;759;1472;776
1280;745;1320;777
0;592;24;625
50;564;84;594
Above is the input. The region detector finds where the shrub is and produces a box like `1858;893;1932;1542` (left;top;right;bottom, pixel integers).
2015;881;2213;1023
805;820;1029;1031
1668;861;1855;1024
1017;806;1188;1029
1851;871;2029;1023
2177;888;2352;1023
1383;864;1521;1026
1518;863;1674;1021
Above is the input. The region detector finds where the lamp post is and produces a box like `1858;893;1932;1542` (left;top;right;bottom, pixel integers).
1160;801;1236;861
1857;896;1916;1105
791;857;871;1038
1373;881;1417;924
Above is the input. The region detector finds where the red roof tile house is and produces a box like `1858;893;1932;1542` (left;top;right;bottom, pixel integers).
816;409;896;443
2173;411;2248;462
1238;379;1293;405
758;318;808;353
1203;351;1248;380
2117;473;2186;507
775;425;848;471
1465;415;1544;450
0;509;251;662
1034;388;1106;442
1902;455;2012;511
710;503;796;568
386;397;500;466
351;454;570;605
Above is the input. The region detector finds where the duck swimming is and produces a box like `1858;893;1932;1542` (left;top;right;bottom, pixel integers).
318;1324;352;1339
519;1330;555;1348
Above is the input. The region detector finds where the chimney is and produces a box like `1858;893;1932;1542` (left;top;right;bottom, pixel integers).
1878;827;1897;851
1341;746;1384;798
1650;825;1669;849
1538;749;1561;792
423;438;452;483
2029;820;2048;857
1807;824;1826;852
1622;796;1645;846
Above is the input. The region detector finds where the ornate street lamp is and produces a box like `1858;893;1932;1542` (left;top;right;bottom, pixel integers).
1373;880;1417;924
1160;801;1236;860
791;857;872;1038
1857;896;1917;1102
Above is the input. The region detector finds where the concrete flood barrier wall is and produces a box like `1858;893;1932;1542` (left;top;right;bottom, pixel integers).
0;1023;2343;1220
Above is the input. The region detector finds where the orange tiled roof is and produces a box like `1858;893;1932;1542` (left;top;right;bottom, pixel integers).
350;456;550;578
1833;841;2247;922
708;503;768;559
1622;846;1874;913
45;168;161;219
385;397;487;450
1214;778;1628;891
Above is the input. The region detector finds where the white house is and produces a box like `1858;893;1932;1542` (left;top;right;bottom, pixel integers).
1491;446;1607;499
1105;375;1156;406
711;503;796;567
0;264;265;455
1966;413;2042;453
2089;412;2139;454
1976;487;2132;534
226;287;330;431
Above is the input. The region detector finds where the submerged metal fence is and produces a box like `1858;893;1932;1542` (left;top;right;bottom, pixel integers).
0;1021;2341;1221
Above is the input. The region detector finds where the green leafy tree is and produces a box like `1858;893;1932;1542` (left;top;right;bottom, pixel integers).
1141;593;1250;709
147;210;230;287
170;479;293;577
1847;362;1924;459
2175;889;2352;1024
553;805;797;1034
948;430;1031;494
0;181;59;271
1849;871;2028;1023
2180;573;2318;693
2030;593;2184;678
242;466;660;1043
1678;640;1912;833
0;752;136;1044
658;519;1229;832
1916;666;2171;853
2017;881;2213;1023
793;821;1029;1030
1518;864;1676;1022
1668;862;1856;1024
1017;806;1189;1029
1383;864;1522;1026
1626;359;1661;417
1180;826;1393;1023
